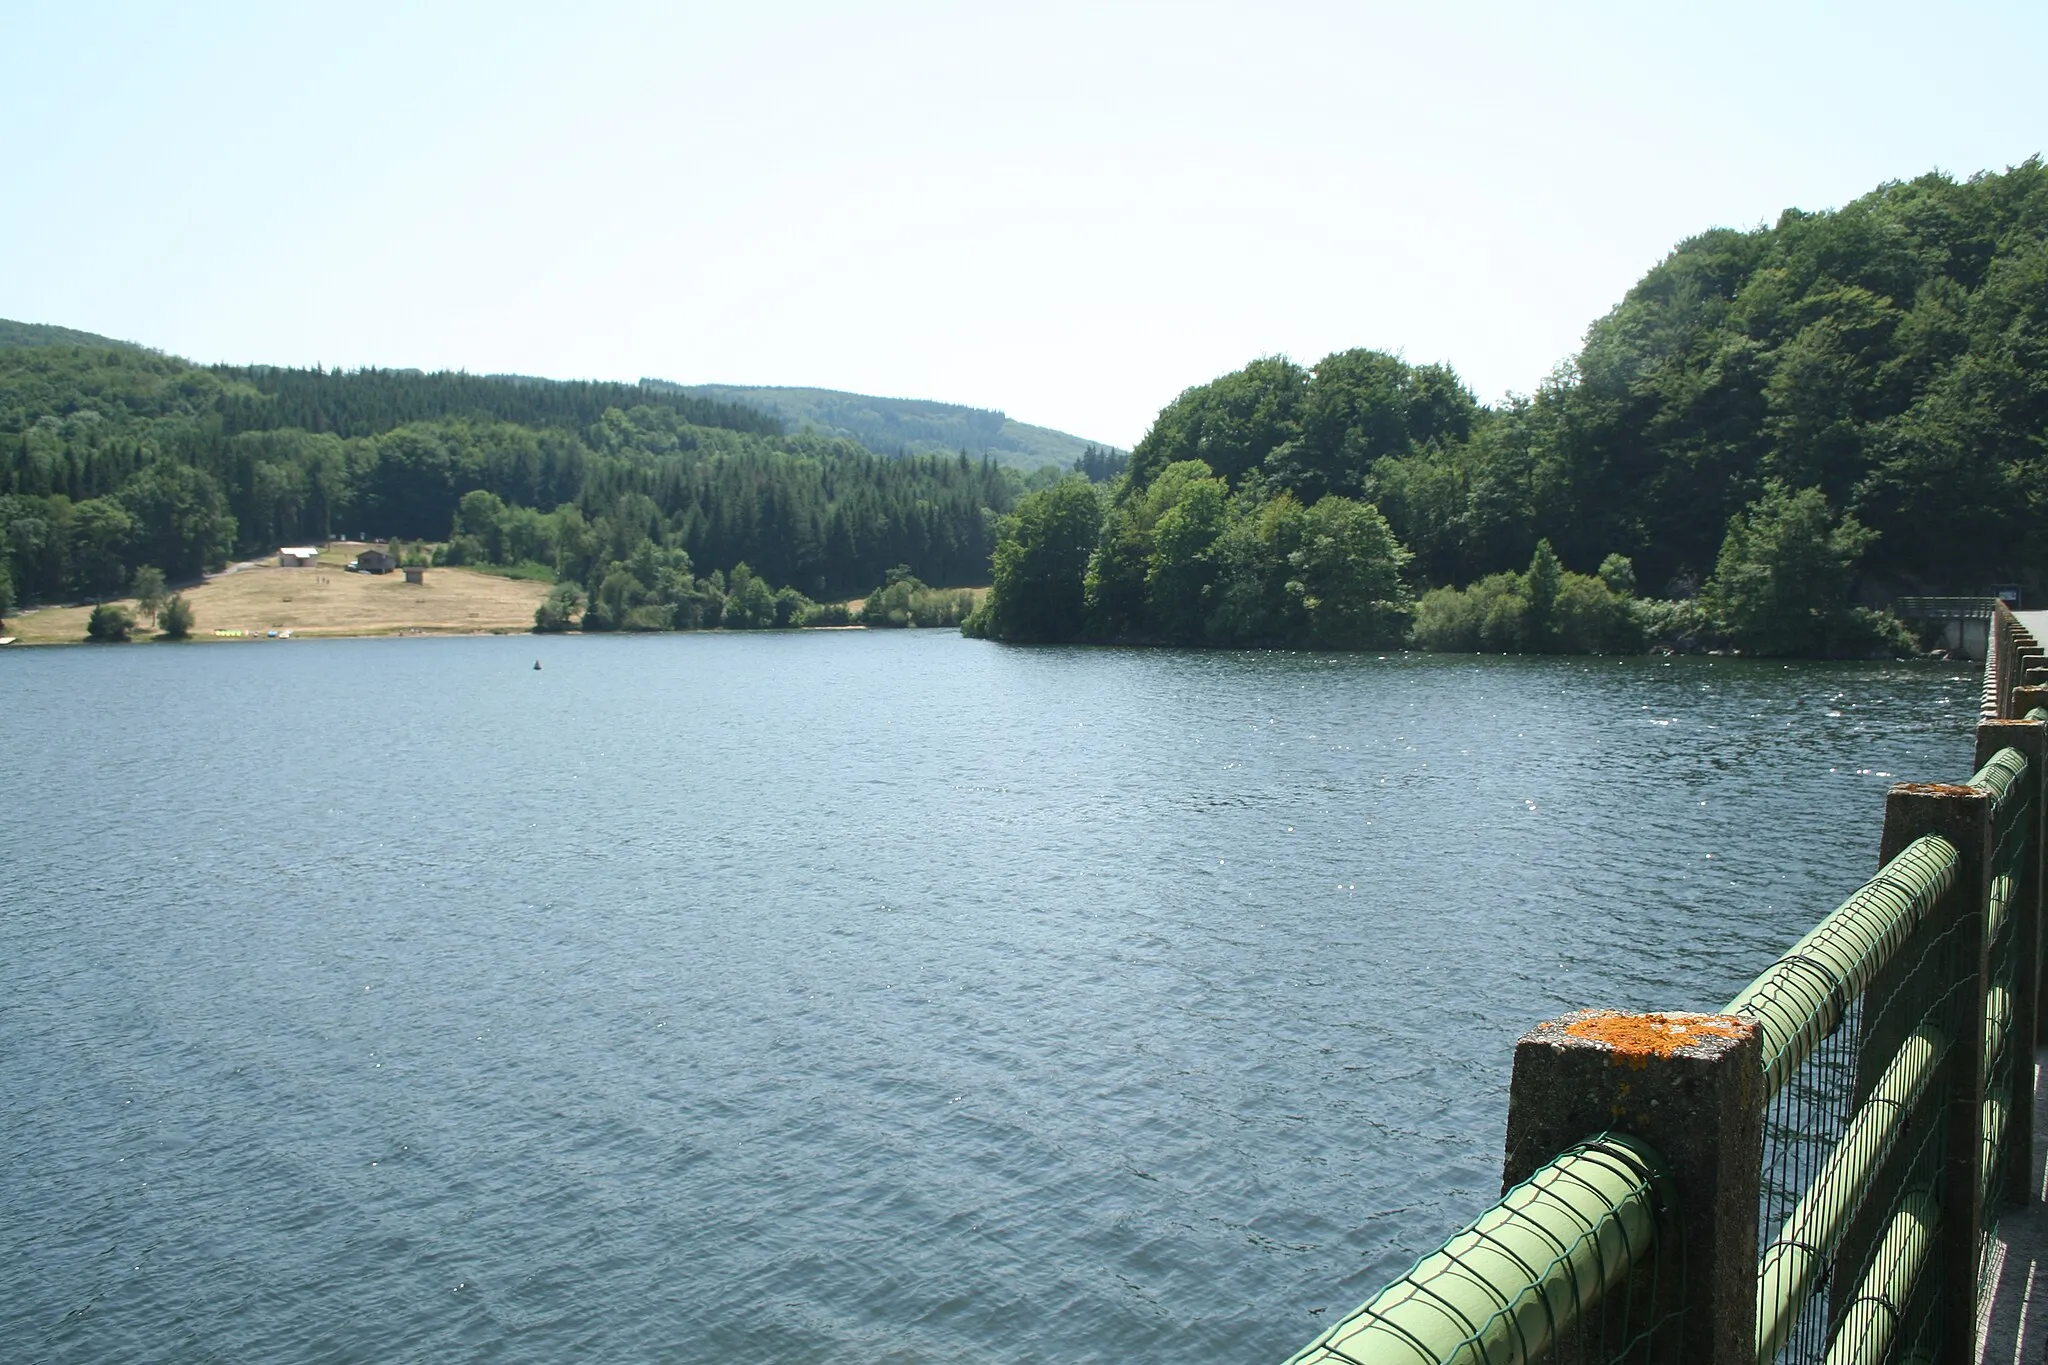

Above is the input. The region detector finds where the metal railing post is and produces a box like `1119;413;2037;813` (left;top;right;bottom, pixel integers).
1874;780;1995;1362
1501;1010;1762;1364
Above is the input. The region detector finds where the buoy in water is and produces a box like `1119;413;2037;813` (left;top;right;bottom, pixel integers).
534;660;542;670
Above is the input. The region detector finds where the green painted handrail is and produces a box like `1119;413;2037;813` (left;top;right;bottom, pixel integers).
1983;1087;2011;1210
1753;1025;1945;1363
1988;870;2016;946
1822;1190;1937;1365
1971;745;2029;817
1725;836;1957;1100
1283;1135;1666;1365
1986;982;2013;1077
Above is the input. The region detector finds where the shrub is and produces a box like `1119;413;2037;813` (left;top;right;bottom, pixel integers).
859;571;977;628
158;594;195;639
86;603;134;642
795;600;852;627
436;535;486;566
1632;596;1718;651
534;583;584;633
1839;607;1919;659
622;604;672;632
1412;581;1485;651
1411;542;1640;653
773;586;815;628
1597;554;1637;598
1703;482;1877;657
721;564;778;629
1554;573;1642;653
1411;571;1525;651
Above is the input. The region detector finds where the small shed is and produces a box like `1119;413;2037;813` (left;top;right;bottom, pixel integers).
403;566;427;585
356;548;395;574
278;546;321;567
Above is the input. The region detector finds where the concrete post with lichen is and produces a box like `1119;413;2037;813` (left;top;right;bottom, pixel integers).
1501;1009;1762;1365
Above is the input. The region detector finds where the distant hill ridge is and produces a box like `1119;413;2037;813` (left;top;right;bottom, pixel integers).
649;381;1121;471
0;320;1117;470
0;321;1030;608
0;319;144;351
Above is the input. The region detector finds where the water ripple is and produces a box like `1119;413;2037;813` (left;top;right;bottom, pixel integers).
0;636;1974;1362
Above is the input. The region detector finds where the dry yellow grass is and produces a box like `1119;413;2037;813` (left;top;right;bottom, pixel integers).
4;544;548;645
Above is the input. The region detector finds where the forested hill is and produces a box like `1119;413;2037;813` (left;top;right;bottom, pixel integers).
967;160;2048;653
1124;159;2048;597
655;382;1120;471
0;320;138;351
10;158;2045;645
0;342;1025;618
217;366;782;441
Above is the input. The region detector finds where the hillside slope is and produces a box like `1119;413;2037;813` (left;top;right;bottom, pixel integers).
0;319;141;351
0;340;1021;614
658;382;1120;471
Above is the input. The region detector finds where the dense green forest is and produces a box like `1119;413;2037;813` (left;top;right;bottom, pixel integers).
658;382;1121;471
968;160;2048;654
0;320;134;351
0;346;1027;626
8;159;2044;649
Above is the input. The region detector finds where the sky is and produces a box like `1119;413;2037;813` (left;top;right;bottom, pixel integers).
2;1;2043;449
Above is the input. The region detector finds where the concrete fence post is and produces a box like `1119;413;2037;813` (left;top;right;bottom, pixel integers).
2004;666;2029;721
1501;1010;1762;1365
1999;604;2037;719
2019;650;2047;707
1874;781;1994;1365
1977;717;2046;1144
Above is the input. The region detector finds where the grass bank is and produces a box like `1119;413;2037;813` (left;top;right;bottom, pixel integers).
4;543;548;644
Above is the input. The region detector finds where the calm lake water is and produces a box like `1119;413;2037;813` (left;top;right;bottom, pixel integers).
1;633;1977;1363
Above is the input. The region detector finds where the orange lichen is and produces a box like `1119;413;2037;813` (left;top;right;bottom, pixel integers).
1562;1010;1752;1066
1891;782;1977;797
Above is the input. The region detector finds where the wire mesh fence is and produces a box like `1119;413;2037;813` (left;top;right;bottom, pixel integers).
1735;840;1969;1365
1284;607;2042;1365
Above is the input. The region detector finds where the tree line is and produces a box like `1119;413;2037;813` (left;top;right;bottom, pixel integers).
968;160;2048;655
0;348;1030;619
7;158;2043;653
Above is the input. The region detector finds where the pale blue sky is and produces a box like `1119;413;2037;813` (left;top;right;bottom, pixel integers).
3;1;2042;447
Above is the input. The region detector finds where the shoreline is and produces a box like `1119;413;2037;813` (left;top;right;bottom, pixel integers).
0;549;977;647
0;619;910;648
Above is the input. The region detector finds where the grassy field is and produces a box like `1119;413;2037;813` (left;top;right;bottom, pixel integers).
3;543;549;645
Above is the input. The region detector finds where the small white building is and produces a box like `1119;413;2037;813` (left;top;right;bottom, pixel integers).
278;546;321;567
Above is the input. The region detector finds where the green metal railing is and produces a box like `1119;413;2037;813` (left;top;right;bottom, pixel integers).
1726;836;1956;1099
1281;603;2045;1365
1894;597;1997;619
1824;1190;1937;1365
1731;765;2010;1363
1749;1025;1945;1362
1282;1136;1673;1365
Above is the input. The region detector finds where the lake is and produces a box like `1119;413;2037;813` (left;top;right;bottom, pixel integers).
0;633;1977;1362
